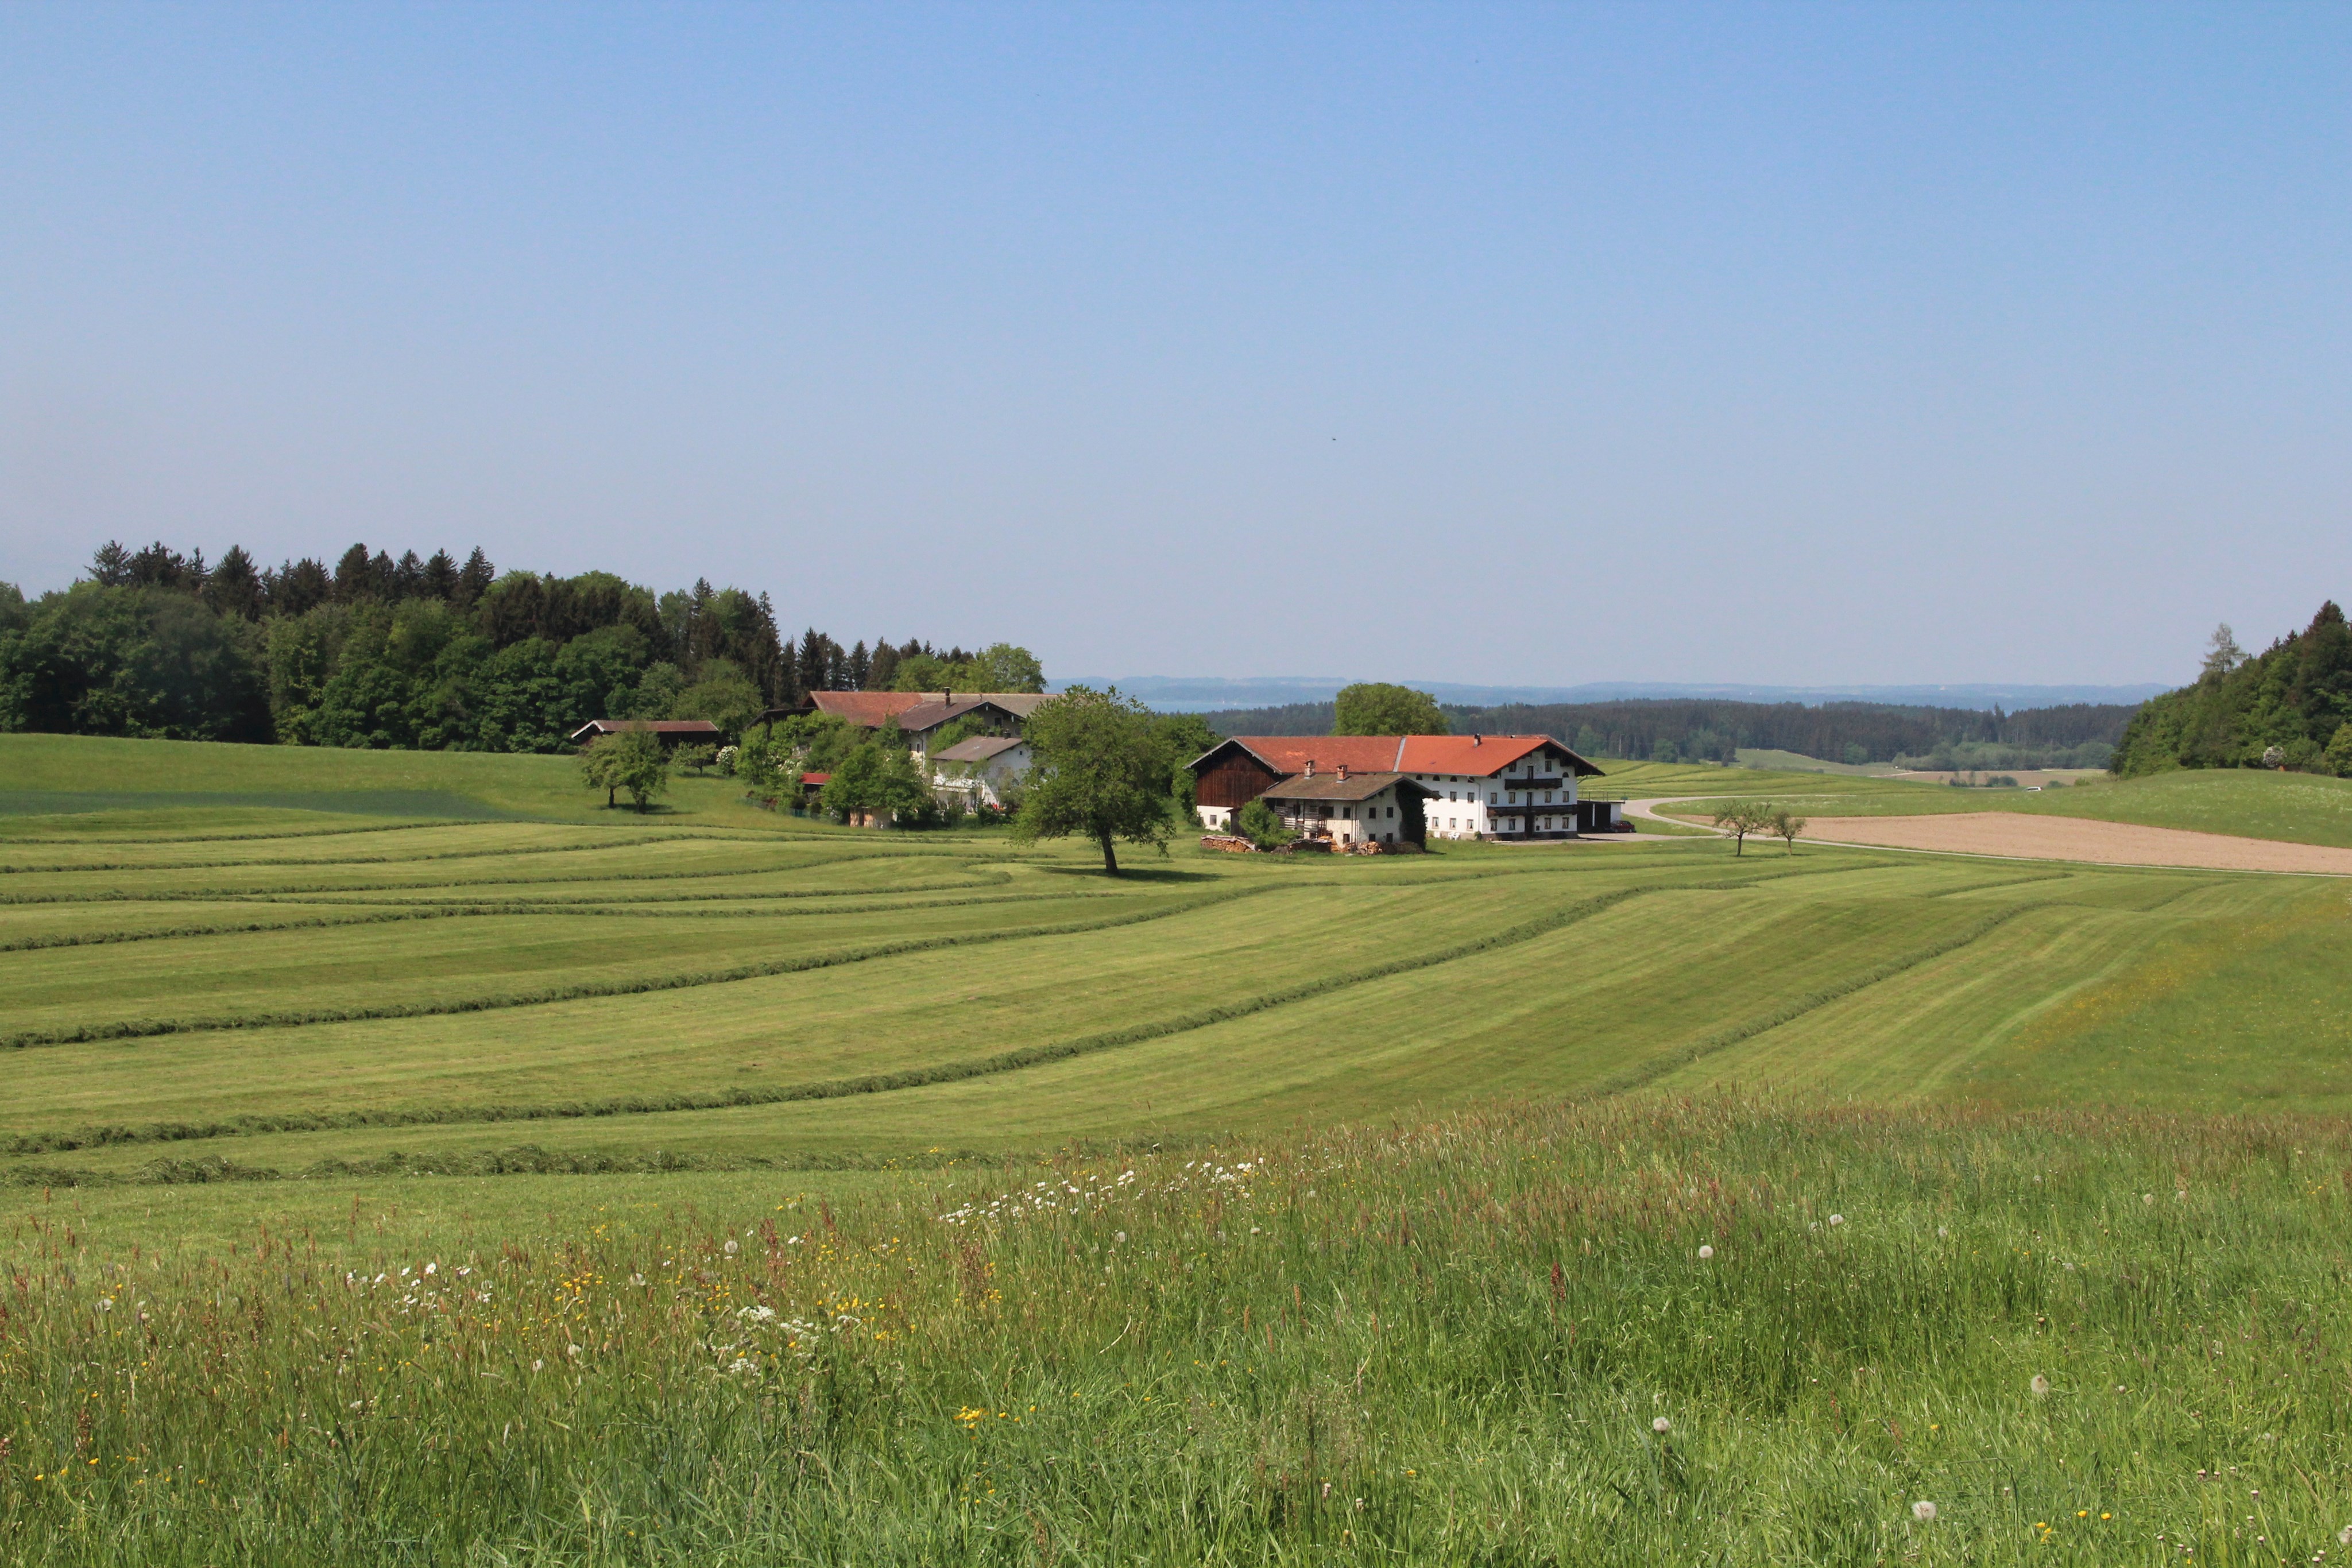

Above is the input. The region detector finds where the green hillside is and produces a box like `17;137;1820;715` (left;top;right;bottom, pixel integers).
4;737;2349;1195
9;734;2352;1563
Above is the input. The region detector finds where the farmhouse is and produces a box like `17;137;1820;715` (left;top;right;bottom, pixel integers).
1256;766;1433;846
757;691;1049;758
930;734;1030;809
1191;734;1616;841
567;718;724;748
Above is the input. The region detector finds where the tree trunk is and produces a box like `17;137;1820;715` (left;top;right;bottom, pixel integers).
1098;830;1120;876
606;785;616;808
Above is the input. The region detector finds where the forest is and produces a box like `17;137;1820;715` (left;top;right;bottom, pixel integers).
1202;695;2133;769
2110;602;2352;776
0;540;1038;750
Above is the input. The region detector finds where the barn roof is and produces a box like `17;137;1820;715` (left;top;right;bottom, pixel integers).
1258;771;1425;803
933;734;1027;763
567;719;724;742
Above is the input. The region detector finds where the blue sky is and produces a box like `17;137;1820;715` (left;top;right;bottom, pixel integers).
3;3;2347;687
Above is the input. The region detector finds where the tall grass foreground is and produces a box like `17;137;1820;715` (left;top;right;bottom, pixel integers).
6;1097;2350;1565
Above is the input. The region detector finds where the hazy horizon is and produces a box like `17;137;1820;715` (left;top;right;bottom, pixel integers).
6;5;2348;691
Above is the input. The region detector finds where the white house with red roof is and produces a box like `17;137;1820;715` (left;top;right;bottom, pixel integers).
1189;734;1615;842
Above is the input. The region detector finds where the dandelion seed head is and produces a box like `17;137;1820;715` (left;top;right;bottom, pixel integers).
1912;1501;1937;1522
2031;1375;2051;1397
1828;1214;1845;1226
724;1240;740;1256
1697;1245;1714;1260
1652;1417;1671;1434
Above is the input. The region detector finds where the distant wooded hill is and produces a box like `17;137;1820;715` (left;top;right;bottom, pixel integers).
2112;602;2352;776
1201;696;2136;770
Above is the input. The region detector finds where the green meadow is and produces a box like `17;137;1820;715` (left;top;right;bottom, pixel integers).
4;733;2350;1563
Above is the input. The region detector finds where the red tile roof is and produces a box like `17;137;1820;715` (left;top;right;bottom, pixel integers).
808;692;930;725
1213;738;1599;780
1217;734;1600;779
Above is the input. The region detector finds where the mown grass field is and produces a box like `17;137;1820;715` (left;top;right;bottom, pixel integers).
5;733;2351;1563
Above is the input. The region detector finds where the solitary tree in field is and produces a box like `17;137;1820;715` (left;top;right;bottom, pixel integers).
1333;682;1448;736
1711;800;1773;855
582;729;671;812
1010;686;1175;874
1770;808;1808;855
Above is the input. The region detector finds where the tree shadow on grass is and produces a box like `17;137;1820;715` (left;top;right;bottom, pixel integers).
1028;863;1221;884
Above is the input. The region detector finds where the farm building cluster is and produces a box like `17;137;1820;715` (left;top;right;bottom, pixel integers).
572;691;1623;841
1189;734;1622;846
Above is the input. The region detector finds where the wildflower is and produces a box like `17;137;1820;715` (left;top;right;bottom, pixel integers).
424;1263;436;1276
630;1274;645;1287
1652;1417;1671;1434
531;1359;544;1373
1697;1245;1714;1260
2031;1375;2051;1397
95;1298;113;1313
1913;1501;1937;1522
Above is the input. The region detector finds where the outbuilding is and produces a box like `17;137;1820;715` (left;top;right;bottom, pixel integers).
1255;765;1431;847
567;719;724;748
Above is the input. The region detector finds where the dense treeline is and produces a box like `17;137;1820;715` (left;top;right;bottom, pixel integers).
2111;603;2352;776
0;541;1034;752
1200;695;2132;768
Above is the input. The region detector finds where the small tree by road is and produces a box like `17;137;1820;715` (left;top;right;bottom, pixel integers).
1711;800;1774;855
1010;686;1175;874
1769;808;1808;855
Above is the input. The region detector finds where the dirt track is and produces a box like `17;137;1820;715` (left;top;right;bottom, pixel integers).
1797;812;2352;875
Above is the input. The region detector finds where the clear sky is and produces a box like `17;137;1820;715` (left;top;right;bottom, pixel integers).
3;3;2347;687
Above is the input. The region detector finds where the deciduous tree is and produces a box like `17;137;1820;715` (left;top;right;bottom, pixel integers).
1711;800;1773;855
1333;682;1448;736
1010;686;1174;874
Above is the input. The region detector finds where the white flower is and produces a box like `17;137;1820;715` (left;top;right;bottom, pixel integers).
630;1273;645;1287
1697;1245;1714;1260
95;1298;113;1313
1115;1232;1127;1244
531;1358;544;1373
1912;1500;1937;1522
424;1263;437;1276
567;1344;583;1358
724;1240;740;1256
2030;1374;2051;1397
1652;1416;1671;1434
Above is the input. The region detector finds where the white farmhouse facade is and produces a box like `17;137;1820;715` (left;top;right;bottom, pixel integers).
930;734;1031;809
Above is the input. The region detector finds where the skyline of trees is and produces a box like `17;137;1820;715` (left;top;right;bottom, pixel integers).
0;539;1038;751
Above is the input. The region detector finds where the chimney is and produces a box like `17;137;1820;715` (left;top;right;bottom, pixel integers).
1337;763;1349;781
1303;758;1316;777
1472;733;1482;747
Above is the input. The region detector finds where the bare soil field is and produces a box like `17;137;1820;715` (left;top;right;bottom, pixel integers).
1800;811;2352;874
